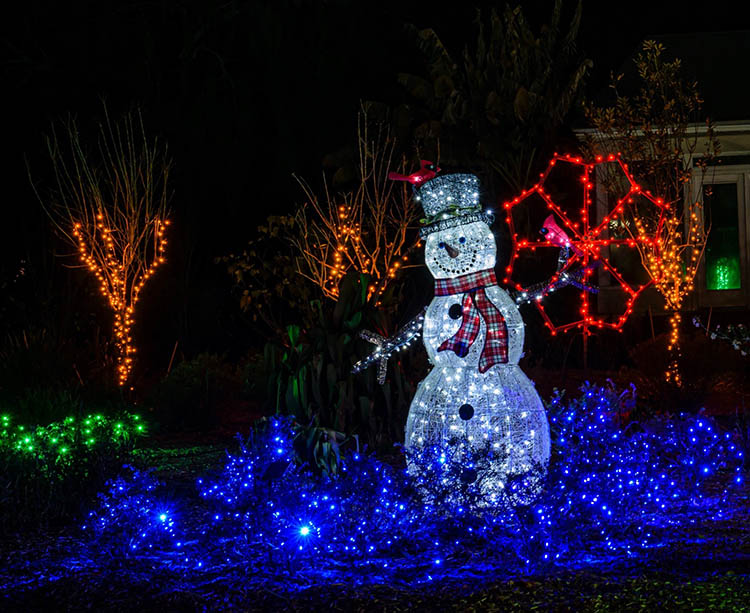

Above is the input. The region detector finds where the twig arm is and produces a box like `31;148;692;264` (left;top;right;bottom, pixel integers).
508;247;599;305
352;307;427;384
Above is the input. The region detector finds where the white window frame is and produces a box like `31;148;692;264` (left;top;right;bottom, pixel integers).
693;165;750;308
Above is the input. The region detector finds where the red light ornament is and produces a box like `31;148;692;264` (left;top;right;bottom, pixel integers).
503;153;668;336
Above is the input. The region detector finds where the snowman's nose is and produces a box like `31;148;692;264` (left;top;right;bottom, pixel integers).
445;243;459;258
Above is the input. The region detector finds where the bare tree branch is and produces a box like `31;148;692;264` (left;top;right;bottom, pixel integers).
41;105;172;386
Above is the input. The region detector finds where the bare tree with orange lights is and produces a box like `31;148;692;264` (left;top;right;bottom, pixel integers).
583;40;720;385
292;110;421;304
42;107;171;387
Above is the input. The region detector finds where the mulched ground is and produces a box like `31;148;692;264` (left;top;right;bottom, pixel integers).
2;442;750;612
2;543;749;611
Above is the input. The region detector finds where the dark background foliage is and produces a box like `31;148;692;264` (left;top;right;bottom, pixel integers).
1;0;748;390
1;6;750;607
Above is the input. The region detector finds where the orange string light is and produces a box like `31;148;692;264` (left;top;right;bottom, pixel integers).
73;217;169;386
292;116;421;304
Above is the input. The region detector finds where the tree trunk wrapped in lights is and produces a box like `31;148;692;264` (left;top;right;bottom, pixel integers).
582;40;720;385
42;107;171;387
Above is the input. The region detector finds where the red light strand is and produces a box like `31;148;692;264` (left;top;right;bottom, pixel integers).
504;153;668;336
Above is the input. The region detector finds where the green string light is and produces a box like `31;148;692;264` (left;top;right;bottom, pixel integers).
0;412;146;459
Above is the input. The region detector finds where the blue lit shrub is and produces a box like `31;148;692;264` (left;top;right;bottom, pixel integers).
197;418;433;571
85;383;745;584
509;383;744;563
84;465;184;555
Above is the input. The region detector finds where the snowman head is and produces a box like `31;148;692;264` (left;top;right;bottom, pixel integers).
415;173;496;279
424;221;496;279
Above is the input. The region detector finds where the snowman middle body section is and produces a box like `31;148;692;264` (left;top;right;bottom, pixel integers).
405;220;551;493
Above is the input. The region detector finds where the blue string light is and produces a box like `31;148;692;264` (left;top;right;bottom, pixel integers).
83;385;745;585
83;465;186;557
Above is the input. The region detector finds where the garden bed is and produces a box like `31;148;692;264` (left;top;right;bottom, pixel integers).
1;478;749;611
2;382;749;611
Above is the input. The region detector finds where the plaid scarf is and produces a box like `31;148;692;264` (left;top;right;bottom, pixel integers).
435;269;508;372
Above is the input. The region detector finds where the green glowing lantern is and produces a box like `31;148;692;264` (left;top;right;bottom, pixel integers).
707;256;741;290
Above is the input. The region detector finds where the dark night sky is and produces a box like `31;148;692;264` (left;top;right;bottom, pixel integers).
1;0;749;372
3;1;748;235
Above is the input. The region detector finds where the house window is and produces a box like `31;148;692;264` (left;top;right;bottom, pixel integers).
695;165;749;307
704;182;741;291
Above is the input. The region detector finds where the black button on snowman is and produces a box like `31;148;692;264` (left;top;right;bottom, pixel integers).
448;303;463;320
404;173;551;505
458;403;474;420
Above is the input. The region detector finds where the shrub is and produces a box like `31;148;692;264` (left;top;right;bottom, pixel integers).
8;387;80;426
87;384;744;584
148;353;240;431
0;411;145;531
84;464;182;554
625;328;748;415
0;329;77;397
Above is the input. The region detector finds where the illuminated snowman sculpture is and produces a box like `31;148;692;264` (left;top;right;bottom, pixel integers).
355;172;555;505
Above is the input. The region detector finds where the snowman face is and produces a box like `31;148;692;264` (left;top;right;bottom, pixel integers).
424;221;496;279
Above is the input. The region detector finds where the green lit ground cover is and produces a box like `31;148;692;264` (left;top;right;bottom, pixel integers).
0;411;146;531
1;412;145;457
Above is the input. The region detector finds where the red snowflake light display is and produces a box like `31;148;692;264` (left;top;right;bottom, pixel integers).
503;153;668;336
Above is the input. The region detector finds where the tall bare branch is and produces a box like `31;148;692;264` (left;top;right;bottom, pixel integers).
42;106;172;386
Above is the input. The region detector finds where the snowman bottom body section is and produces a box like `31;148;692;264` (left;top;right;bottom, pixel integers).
404;215;551;504
405;362;550;503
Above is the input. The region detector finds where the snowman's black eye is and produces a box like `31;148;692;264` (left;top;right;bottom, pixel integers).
459;236;466;244
438;242;446;249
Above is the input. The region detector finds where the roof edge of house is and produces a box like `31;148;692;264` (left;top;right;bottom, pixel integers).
574;119;750;137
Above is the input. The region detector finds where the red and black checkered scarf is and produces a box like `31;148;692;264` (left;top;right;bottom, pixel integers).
435;269;508;373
